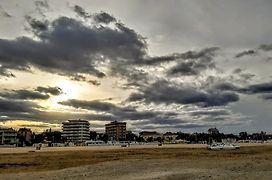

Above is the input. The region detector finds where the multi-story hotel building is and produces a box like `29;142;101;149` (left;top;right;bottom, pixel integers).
0;127;18;145
62;119;90;143
105;121;126;141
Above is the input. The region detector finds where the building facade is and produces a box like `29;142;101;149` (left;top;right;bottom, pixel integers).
17;128;34;146
62;120;90;143
163;132;178;142
139;131;163;141
105;121;126;141
0;127;18;145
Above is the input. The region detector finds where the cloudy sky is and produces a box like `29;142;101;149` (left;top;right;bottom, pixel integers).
0;0;272;134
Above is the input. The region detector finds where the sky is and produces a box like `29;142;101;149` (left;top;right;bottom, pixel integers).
0;0;272;134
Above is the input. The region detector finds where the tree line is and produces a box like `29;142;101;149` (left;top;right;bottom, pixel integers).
15;128;272;146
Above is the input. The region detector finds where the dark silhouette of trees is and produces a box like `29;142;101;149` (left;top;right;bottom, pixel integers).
98;133;109;143
137;136;145;142
126;131;137;141
33;130;62;145
176;132;190;140
33;133;45;143
90;131;97;141
154;137;163;143
146;137;154;142
239;132;248;140
44;130;62;143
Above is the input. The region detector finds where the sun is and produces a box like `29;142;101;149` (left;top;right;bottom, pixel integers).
50;80;79;109
57;80;78;100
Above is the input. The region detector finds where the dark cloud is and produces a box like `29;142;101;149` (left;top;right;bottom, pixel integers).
0;108;115;123
36;86;63;95
131;115;183;126
142;47;219;65
93;12;116;24
59;99;118;112
0;67;15;78
139;123;208;131
32;111;116;122
59;99;177;121
0;86;63;101
233;68;243;74
261;94;272;100
258;44;272;52
143;53;181;65
69;74;86;81
167;59;215;76
232;68;255;81
212;82;240;91
235;44;272;58
202;117;226;122
32;0;49;18
88;80;101;86
190;109;230;117
116;48;221;89
0;97;115;123
0;98;40;113
235;50;257;58
114;108;158;121
26;16;48;32
73;5;90;18
0;15;147;78
167;47;218;76
113;67;150;89
128;80;239;107
69;74;101;86
0;89;49;100
239;73;255;82
34;0;49;9
210;80;272;102
241;82;272;94
177;47;219;60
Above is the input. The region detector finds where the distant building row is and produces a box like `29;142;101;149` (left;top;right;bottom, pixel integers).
0;127;33;146
62;120;127;143
0;127;17;145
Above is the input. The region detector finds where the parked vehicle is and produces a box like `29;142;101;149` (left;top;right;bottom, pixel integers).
207;143;240;150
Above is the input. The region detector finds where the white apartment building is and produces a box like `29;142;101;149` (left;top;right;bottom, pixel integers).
62;119;90;143
0;127;18;145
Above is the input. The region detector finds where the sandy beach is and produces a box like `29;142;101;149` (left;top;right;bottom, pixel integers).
0;143;272;180
0;143;270;154
0;143;207;154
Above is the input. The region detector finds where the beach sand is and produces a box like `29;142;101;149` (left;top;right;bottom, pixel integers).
1;143;272;180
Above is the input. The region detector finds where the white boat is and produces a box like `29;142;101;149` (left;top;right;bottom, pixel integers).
208;143;240;150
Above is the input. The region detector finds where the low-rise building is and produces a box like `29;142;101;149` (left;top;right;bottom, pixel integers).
139;131;163;141
62;119;90;143
0;127;18;145
163;132;178;141
17;128;34;146
105;121;126;141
